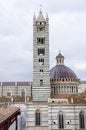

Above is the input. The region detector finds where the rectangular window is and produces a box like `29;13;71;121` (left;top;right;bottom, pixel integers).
40;79;43;86
38;48;45;55
37;38;45;44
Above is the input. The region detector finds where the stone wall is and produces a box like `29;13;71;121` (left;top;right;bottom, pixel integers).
0;82;31;98
48;104;86;130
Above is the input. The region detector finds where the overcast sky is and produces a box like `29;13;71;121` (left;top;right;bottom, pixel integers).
0;0;86;81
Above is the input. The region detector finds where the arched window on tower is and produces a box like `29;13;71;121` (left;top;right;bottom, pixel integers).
35;110;41;126
38;48;45;55
79;111;85;129
37;37;45;44
58;111;64;129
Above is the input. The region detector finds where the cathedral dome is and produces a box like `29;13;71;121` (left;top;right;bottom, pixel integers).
50;64;77;80
50;51;78;80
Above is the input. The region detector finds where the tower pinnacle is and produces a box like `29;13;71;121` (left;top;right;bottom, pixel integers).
33;13;36;20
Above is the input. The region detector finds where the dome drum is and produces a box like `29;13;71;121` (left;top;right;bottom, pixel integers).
50;52;79;96
50;78;79;83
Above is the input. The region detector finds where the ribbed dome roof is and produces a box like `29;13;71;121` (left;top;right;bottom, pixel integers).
50;65;77;79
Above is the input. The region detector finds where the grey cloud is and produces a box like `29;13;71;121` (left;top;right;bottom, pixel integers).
0;0;86;81
47;0;86;13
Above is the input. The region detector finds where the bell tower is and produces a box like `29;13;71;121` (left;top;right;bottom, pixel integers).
32;10;50;101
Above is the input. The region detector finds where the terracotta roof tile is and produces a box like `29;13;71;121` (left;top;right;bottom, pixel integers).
51;93;86;104
0;107;20;123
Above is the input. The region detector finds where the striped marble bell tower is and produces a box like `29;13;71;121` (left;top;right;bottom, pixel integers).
32;10;50;101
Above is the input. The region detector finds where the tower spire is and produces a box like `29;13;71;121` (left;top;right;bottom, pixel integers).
33;13;36;20
36;8;45;22
46;12;49;21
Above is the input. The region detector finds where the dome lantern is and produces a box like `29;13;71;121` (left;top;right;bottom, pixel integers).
56;50;64;65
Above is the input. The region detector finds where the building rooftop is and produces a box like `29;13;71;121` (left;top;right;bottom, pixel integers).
80;80;86;84
51;93;86;104
0;81;32;86
0;106;20;124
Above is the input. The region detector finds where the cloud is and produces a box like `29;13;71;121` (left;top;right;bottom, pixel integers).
0;0;86;81
74;63;86;70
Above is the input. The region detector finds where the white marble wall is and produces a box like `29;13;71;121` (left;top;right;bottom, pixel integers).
26;102;48;130
0;83;31;98
48;104;86;130
78;83;86;93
